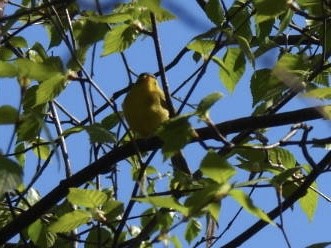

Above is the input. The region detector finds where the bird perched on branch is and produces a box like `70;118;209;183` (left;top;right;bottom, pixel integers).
122;73;191;175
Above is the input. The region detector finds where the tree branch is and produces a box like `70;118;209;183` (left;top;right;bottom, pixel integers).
0;105;326;244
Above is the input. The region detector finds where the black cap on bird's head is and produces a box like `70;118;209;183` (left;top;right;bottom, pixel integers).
138;73;155;80
136;73;157;85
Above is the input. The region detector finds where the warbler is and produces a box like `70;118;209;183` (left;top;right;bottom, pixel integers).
122;73;169;137
122;73;190;174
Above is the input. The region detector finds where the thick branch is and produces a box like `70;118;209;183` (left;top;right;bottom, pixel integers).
0;106;326;244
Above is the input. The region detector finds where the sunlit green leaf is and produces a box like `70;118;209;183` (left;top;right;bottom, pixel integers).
134;196;188;216
299;183;318;221
170;236;182;248
88;13;133;23
196;92;222;118
30;137;51;160
219;47;245;92
102;24;138;56
270;167;302;186
32;73;66;107
102;200;124;221
185;182;231;217
305;88;331;100
15;143;26;167
157;114;195;159
48;209;92;233
187;39;216;60
268;147;296;169
230;189;273;224
138;0;176;22
0;61;17;77
67;188;108;208
16;58;63;81
200;150;235;184
28;219;56;248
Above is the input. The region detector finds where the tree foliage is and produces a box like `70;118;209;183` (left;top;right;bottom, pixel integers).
0;0;331;247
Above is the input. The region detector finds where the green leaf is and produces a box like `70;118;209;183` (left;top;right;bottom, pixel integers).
304;88;331;100
0;155;23;197
88;12;133;23
73;19;108;48
85;123;116;143
299;181;318;221
0;47;14;60
185;182;231;217
186;39;216;60
137;0;176;22
67;188;108;208
185;219;201;244
204;0;224;25
8;36;28;48
133;196;188;216
278;8;293;34
101;113;121;130
256;19;274;41
219;48;245;92
207;201;221;221
157;114;195;159
230;189;273;224
268;147;296;169
200;150;236;184
228;2;252;40
254;0;288;23
30;137;51;160
15;143;26;167
46;22;62;48
86;227;113;248
272;53;310;87
299;188;317;221
270;167;302;186
319;105;331;120
0;105;18;124
196;92;222;118
102;200;124;221
0;61;17;77
170;236;182;248
16;58;63;81
235;35;254;67
102;24;138;56
48;209;92;233
235;147;268;173
32;73;66;107
28;219;56;248
250;69;285;106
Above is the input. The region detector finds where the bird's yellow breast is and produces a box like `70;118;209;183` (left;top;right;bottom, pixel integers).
122;75;169;137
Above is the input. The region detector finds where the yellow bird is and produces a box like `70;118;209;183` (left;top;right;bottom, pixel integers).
122;73;169;137
122;73;190;174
